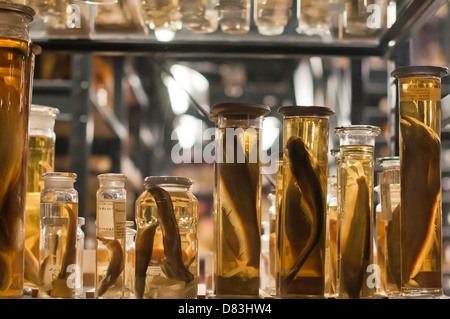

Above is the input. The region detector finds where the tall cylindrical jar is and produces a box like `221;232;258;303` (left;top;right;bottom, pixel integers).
25;105;59;288
0;2;35;299
39;172;79;299
95;173;127;299
277;106;334;298
335;125;380;299
135;176;199;299
391;66;449;298
375;156;400;298
209;102;270;298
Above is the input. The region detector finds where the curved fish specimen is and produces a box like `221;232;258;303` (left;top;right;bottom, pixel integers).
134;222;158;299
217;133;261;270
50;205;77;298
400;115;440;284
341;175;371;299
147;186;194;283
97;237;124;297
282;136;325;291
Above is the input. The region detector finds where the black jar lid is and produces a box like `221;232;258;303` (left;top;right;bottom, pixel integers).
144;176;193;189
391;66;449;79
278;105;335;117
0;2;35;20
209;102;271;122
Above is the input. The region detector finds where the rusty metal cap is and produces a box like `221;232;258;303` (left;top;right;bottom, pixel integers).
278;105;335;117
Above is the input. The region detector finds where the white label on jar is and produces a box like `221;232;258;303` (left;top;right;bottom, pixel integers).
379;172;392;222
98;200;126;239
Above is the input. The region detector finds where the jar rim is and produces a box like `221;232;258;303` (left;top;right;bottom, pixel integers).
278;105;335;117
97;173;127;181
43;172;77;181
31;105;60;118
334;125;381;136
376;156;399;164
0;2;35;20
209;102;270;122
144;176;193;188
391;65;449;79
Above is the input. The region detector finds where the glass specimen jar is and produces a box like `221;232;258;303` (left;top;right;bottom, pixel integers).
216;0;251;34
179;0;219;34
335;125;380;299
277;106;334;298
391;65;449;298
39;172;79;299
25;105;59;289
0;2;36;299
343;0;387;38
209;102;270;298
296;0;330;38
324;174;338;298
95;173;127;299
253;0;292;36
124;221;136;299
375;156;400;298
141;0;182;41
135;176;199;299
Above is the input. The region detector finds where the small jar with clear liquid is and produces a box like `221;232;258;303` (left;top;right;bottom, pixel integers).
95;173;127;299
39;172;79;299
216;0;251;34
135;176;199;299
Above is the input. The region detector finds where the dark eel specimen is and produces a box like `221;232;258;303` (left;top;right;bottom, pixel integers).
97;236;124;297
134;221;158;299
281;136;325;292
147;186;194;283
217;133;260;269
399;115;441;285
341;175;371;299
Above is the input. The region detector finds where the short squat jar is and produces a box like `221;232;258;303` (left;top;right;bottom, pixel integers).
135;176;199;299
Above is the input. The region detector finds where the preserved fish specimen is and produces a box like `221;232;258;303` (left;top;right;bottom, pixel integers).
335;125;380;299
135;176;198;299
254;0;292;36
277;106;333;298
211;103;269;298
391;66;449;298
0;2;35;299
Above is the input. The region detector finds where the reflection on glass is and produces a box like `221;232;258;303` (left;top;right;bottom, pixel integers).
180;0;219;33
254;0;292;36
216;0;251;34
296;0;331;38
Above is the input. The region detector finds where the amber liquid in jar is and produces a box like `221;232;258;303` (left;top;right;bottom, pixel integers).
278;117;328;298
0;37;33;298
214;126;261;298
399;76;442;295
135;183;198;299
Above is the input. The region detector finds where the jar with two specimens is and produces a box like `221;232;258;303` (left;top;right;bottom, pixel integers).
135;176;199;299
95;173;127;299
39;172;79;299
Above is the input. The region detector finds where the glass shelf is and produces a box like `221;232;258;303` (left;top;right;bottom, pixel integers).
29;0;447;56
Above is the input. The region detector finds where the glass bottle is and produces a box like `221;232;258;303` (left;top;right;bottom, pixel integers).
39;172;79;299
0;2;36;299
141;0;182;41
277;106;334;298
26;0;67;29
180;0;219;34
135;176;199;299
76;217;85;298
335;125;380;299
216;0;251;34
343;0;387;38
253;0;292;36
375;157;400;298
95;173;127;299
391;65;449;298
25;105;59;289
209;102;270;298
296;0;331;38
124;220;136;299
325;174;338;298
